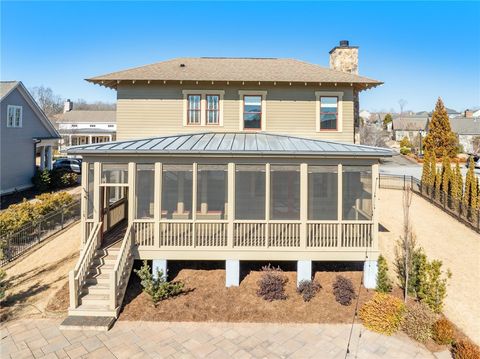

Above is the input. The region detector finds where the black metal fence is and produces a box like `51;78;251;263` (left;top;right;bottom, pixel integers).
379;174;480;234
0;200;81;266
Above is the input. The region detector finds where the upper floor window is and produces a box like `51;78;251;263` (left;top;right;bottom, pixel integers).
7;105;22;128
108;124;114;128
90;124;96;128
71;124;78;128
319;97;338;130
243;95;262;130
187;95;201;125
206;95;219;125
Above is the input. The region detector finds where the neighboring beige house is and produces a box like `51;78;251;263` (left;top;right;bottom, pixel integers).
65;41;391;319
392;115;429;142
450;117;480;154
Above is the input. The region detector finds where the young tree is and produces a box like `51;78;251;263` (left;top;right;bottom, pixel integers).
423;98;458;158
463;157;479;220
376;255;393;293
441;152;452;198
421;150;431;192
383;113;393;128
451;162;463;211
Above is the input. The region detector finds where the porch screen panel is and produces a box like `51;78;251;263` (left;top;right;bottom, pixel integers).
162;165;193;220
136;164;155;219
235;165;265;220
102;164;128;184
342;166;373;220
87;164;94;218
308;166;338;220
270;165;300;220
197;165;227;219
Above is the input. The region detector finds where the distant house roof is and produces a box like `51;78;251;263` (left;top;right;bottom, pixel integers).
55;110;116;124
450;117;480;135
446;107;460;115
68;132;392;158
0;81;20;100
392;116;429;131
87;57;382;90
60;128;116;135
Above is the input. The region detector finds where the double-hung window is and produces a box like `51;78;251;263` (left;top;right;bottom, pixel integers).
187;95;201;125
243;95;262;130
7;105;22;128
206;95;219;125
319;97;338;130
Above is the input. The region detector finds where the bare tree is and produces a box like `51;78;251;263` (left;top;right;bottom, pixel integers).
398;99;408;115
359;122;389;147
74;99;116;111
29;86;64;116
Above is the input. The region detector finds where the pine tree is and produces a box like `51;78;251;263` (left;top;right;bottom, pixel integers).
463;157;479;220
435;169;442;202
423;98;458;158
376;255;393;293
451;162;463;211
421;150;431;191
441;152;452;207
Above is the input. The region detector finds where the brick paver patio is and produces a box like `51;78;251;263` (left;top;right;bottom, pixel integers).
1;319;434;358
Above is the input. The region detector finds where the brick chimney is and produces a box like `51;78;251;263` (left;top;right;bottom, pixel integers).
329;40;359;75
464;109;473;118
64;99;73;113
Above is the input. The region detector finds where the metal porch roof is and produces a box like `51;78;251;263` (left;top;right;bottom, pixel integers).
67;132;392;157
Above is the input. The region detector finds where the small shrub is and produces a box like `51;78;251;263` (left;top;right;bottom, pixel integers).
376;255;393;293
400;147;411;155
432;318;455;345
359;293;405;335
297;280;321;302
417;258;451;313
51;169;78;188
257;264;288;301
452;339;480;359
134;260;184;305
400;136;412;149
332;275;356;306
32;169;51;191
401;301;437;342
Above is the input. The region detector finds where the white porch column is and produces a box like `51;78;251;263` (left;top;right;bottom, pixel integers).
88;135;92;144
300;163;308;248
80;161;88;248
154;163;162;248
128;162;136;227
227;163;235;248
265;163;270;247
93;162;101;224
363;260;378;289
337;164;343;248
39;146;46;170
46;146;53;170
372;163;379;250
108;134;112;141
152;259;167;280
297;260;312;286
226;259;240;287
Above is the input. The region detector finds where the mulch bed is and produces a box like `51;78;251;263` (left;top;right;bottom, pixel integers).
119;260;375;323
45;282;70;314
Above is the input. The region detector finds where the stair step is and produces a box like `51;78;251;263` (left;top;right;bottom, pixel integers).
86;273;110;284
88;267;113;276
68;304;117;317
92;257;116;265
89;263;114;271
81;293;110;306
82;284;110;295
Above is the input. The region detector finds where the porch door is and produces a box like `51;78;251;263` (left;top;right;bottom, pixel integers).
101;186;128;235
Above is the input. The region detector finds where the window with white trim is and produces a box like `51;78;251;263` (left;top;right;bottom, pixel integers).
183;91;224;126
319;97;338;130
206;95;219;125
7;105;22;128
187;95;201;125
243;95;262;130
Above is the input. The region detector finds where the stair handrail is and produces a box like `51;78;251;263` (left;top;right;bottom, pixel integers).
69;221;102;309
110;222;135;310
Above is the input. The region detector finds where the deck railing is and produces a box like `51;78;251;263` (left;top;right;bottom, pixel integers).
103;199;126;233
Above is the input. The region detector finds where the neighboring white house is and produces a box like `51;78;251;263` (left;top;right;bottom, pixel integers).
0;81;60;195
54;100;116;152
450;117;480;154
391;115;429;142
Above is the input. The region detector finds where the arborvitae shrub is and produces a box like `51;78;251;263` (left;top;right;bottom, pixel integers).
432;318;455;345
452;339;480;359
376;255;393;293
297;280;321;302
257;264;288;301
359;293;405;335
401;301;437;342
332;275;356;306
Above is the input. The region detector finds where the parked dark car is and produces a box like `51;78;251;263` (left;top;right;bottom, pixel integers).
465;155;480;169
53;158;82;173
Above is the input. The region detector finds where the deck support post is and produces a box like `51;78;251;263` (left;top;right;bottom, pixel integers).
227;163;235;248
152;259;167;280
225;259;240;287
297;260;312;286
363;260;378;289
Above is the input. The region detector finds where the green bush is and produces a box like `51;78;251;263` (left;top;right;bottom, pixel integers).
51;169;78;188
134;260;184;305
401;301;437;342
376;255;393;293
359;293;405;335
432;318;455;345
32;169;51;191
400;147;412;155
400;136;412;149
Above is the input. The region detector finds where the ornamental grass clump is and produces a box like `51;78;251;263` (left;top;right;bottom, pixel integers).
432;318;455;345
257;264;288;301
401;301;437;342
332;275;356;306
297;280;321;302
452;339;480;359
359;293;405;335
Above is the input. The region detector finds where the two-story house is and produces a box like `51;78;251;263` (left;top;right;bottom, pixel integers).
1;81;60;195
66;41;391;319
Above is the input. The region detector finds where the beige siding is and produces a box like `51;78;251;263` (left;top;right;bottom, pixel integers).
117;84;354;143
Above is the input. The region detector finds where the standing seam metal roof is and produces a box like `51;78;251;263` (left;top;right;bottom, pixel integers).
67;132;392;157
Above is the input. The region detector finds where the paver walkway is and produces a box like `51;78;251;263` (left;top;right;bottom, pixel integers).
1;319;434;358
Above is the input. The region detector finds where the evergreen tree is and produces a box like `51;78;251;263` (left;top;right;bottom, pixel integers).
441;152;452;196
451;162;463;211
383;113;393;128
435;169;442;202
423;98;458;158
463;157;479;220
376;255;393;293
421;151;431;192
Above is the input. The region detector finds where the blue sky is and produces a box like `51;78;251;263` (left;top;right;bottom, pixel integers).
1;1;479;112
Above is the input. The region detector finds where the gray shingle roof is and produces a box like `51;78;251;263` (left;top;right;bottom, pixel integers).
0;81;19;100
450;117;480;135
392;117;429;131
54;110;116;124
68;132;392;157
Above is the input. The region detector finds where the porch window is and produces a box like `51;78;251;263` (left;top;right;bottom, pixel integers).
243;96;262;129
206;95;220;125
235;165;265;219
308;166;338;220
101;164;128;184
87;164;94;218
342;166;372;220
320;97;338;130
187;95;201;125
136;164;155;219
270;165;300;220
162;165;193;219
197;165;227;219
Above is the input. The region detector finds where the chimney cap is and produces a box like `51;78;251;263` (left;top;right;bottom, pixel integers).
329;40;358;54
340;40;349;47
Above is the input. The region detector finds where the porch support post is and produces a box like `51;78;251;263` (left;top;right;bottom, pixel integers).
152;259;167;280
46;146;53;170
80;161;88;248
372;163;379;250
192;162;197;247
226;259;240;287
40;146;46;170
337;164;343;248
363;260;378;289
265;163;270;247
300;163;308;248
128;162;136;227
93;162;101;224
297;260;312;286
154;162;162;248
227;163;235;248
